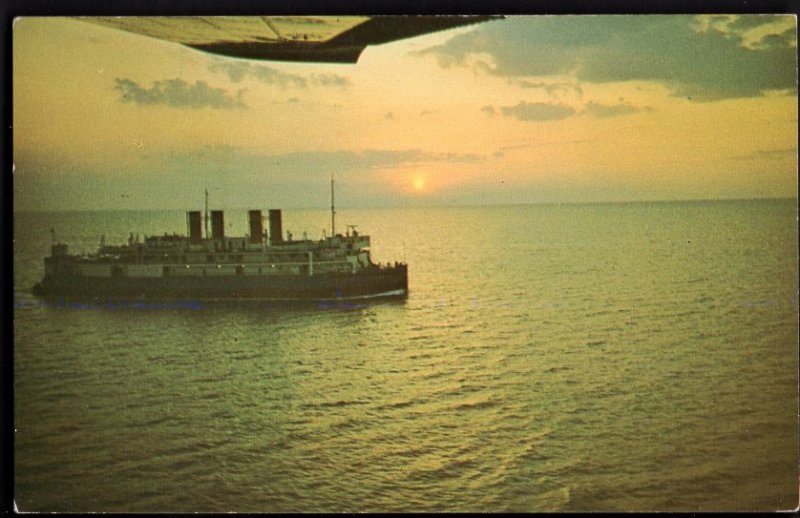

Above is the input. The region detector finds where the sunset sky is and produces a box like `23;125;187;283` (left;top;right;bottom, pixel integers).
12;15;798;211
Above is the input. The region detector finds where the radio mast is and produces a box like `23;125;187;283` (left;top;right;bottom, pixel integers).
204;188;209;239
331;174;336;237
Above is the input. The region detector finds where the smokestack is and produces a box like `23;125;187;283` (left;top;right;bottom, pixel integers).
248;210;263;244
269;209;283;244
187;211;202;244
211;210;225;239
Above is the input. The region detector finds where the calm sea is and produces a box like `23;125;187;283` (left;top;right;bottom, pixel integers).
12;199;799;512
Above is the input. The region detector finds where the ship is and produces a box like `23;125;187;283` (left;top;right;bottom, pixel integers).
32;184;408;303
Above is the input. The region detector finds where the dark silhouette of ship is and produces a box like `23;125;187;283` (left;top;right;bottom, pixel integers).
32;183;407;303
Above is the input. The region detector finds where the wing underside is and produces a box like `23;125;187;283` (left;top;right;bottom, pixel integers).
81;15;500;63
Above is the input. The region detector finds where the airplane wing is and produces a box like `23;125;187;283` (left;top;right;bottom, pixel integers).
80;15;501;63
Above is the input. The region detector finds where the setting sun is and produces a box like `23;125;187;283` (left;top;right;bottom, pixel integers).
412;177;426;191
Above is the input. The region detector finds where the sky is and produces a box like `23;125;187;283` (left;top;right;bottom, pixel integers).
12;15;798;211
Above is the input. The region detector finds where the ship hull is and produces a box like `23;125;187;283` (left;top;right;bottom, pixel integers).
33;265;408;303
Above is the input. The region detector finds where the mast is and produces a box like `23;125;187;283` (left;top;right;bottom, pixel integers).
204;188;209;239
331;174;336;237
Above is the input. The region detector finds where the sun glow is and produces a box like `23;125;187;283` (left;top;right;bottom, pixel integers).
413;177;426;191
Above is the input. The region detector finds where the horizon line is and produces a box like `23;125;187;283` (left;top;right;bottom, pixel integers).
11;195;800;214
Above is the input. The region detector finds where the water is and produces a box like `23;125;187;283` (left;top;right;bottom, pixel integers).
13;199;799;512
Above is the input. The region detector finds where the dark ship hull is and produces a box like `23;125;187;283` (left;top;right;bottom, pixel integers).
32;264;407;302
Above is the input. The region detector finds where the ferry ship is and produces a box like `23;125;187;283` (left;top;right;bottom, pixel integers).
32;186;408;303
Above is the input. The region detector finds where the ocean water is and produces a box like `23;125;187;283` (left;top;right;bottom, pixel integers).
13;199;799;512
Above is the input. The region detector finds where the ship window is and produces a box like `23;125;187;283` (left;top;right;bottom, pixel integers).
236;265;244;275
111;266;124;278
206;254;214;262
163;266;171;276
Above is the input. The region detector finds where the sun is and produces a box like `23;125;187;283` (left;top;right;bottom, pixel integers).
412;177;426;191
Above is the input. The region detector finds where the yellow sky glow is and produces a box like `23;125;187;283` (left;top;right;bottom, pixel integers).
12;16;798;210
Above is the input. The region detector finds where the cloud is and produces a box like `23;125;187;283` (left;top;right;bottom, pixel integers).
500;102;575;121
516;80;583;99
208;61;350;88
146;146;485;179
694;14;797;50
485;97;645;125
312;74;351;87
14;143;486;210
416;15;797;101
582;101;653;118
729;147;798;161
283;148;484;171
114;78;245;109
